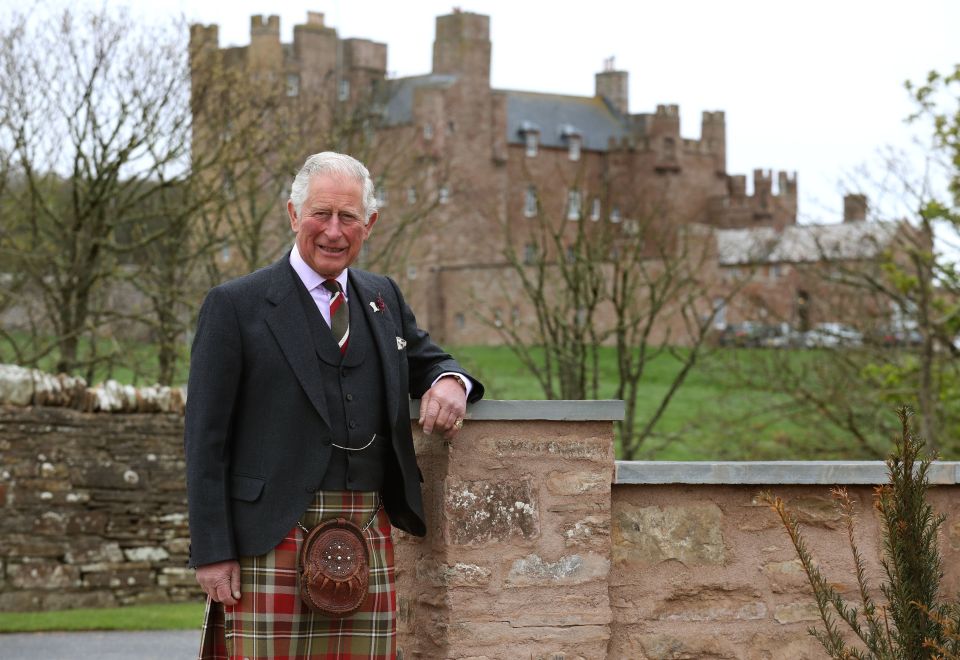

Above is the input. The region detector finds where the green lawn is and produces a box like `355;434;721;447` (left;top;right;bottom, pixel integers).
0;602;204;633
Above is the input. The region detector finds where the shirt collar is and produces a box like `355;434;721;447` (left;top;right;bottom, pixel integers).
289;243;349;297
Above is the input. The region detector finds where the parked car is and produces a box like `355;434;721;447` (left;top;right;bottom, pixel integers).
803;323;863;348
718;322;782;348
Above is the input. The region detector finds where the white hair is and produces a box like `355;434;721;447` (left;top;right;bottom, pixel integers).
289;152;378;223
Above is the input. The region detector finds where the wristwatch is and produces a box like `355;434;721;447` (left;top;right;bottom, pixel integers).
445;374;468;393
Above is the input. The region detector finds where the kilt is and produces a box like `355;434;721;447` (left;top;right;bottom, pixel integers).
198;490;396;659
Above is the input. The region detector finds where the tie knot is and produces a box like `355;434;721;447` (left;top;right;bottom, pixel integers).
322;279;342;295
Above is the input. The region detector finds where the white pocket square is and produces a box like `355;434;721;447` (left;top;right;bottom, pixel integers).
396;337;407;350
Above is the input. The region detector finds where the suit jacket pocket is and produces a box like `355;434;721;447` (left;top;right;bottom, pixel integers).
230;474;265;502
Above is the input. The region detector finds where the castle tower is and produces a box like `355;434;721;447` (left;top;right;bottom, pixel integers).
432;10;491;85
595;58;628;115
248;15;282;71
701;111;726;174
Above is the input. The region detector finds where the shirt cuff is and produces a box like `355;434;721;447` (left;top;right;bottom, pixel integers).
432;372;473;398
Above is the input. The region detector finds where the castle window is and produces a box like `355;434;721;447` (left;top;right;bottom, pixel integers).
524;242;537;264
524;185;537;217
609;206;621;223
568;135;581;161
566;245;576;262
338;79;350;101
407;266;417;280
220;241;232;262
623;219;639;235
525;131;538;157
455;313;465;329
567;190;581;221
590;197;601;221
406;187;417;204
423;122;434;140
286;74;300;97
438;185;450;204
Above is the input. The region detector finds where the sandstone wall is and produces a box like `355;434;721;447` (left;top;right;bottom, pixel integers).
610;464;960;659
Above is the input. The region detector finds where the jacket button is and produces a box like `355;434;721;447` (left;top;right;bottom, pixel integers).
340;368;348;378
349;420;357;429
345;393;354;402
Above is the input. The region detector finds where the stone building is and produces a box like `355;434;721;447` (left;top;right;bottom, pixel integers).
190;9;890;346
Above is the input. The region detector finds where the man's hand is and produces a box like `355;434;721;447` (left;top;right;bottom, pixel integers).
419;376;467;440
196;560;242;606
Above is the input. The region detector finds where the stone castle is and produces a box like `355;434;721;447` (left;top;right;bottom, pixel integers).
189;10;889;344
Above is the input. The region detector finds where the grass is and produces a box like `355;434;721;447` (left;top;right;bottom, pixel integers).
0;602;205;633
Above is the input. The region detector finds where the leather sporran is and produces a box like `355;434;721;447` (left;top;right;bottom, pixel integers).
298;517;370;617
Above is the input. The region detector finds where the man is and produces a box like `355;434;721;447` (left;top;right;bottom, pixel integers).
185;152;483;658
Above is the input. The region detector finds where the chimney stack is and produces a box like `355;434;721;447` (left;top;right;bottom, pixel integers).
843;194;867;222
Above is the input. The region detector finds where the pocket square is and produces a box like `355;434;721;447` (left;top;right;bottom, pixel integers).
396;337;407;350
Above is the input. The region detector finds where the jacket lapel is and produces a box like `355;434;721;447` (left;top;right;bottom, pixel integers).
349;271;402;428
263;258;331;428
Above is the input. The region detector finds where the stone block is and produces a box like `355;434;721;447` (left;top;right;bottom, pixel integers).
83;567;153;589
504;552;609;587
66;511;109;535
613;502;724;565
0;590;43;612
784;495;844;529
157;567;199;588
562;515;609;547
1;534;64;558
761;558;810;592
443;478;538;545
33;511;68;535
545;470;608;496
415;559;492;587
774;601;821;624
636;633;739;659
7;562;80;589
64;540;125;565
42;590;117;611
123;546;170;563
950;521;960;551
493;437;608;461
653;585;767;622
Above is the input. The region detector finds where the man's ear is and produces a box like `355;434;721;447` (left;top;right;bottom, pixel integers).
363;211;379;238
287;200;299;232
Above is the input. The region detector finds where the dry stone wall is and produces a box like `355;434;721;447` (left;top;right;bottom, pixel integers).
0;405;198;611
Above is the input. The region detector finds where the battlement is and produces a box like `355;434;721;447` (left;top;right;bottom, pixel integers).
251;15;280;35
702;110;725;124
189;24;219;49
655;104;680;117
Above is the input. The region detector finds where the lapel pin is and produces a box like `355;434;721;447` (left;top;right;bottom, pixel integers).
396;337;407;350
370;294;386;313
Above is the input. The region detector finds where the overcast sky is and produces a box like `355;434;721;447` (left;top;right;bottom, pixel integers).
38;0;960;223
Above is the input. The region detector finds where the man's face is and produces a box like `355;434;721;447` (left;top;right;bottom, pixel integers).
287;174;378;279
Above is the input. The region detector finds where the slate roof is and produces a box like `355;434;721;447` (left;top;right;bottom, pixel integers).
382;74;459;126
715;221;901;266
503;90;628;152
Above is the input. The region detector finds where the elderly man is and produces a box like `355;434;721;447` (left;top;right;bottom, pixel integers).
185;152;483;658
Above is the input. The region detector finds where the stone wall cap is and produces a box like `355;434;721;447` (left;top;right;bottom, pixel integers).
615;460;960;485
408;399;625;421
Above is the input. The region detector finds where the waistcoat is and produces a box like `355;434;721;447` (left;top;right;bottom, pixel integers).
292;270;391;491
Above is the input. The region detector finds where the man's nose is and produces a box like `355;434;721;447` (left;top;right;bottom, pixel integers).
322;215;345;236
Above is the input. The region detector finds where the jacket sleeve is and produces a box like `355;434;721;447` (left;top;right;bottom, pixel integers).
183;286;244;568
386;276;484;403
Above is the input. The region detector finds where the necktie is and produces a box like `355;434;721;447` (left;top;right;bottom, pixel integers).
322;279;349;354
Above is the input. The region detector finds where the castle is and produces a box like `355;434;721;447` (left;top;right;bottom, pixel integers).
189;10;893;345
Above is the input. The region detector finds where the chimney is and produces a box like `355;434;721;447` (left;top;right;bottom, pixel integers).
843;194;867;222
595;58;628;115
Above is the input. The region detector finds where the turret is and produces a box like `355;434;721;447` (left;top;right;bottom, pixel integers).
432;10;490;85
249;15;281;69
701;111;726;173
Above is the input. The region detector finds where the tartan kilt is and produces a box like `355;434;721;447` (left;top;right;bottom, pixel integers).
198;490;396;659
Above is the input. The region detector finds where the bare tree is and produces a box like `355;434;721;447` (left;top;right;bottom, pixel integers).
0;7;198;379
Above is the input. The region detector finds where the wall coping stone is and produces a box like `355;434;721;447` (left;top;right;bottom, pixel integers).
408;399;626;421
616;460;960;485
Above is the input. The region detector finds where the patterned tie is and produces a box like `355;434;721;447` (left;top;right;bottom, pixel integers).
322;279;349;354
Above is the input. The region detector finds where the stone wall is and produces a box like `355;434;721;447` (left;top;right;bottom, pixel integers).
609;462;960;659
3;392;960;659
0;405;196;611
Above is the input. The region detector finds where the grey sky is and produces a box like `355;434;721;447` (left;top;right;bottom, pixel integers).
56;1;960;222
